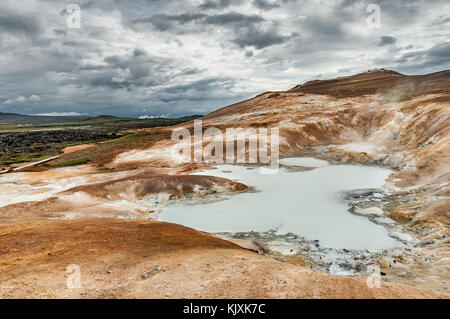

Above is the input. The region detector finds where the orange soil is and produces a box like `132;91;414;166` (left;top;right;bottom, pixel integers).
0;219;444;299
63;144;96;154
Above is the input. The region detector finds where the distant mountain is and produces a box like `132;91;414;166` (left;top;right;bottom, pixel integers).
0;112;89;125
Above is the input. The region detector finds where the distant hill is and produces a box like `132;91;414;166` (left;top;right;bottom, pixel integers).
287;69;450;98
0;112;201;126
203;69;450;119
0;112;89;125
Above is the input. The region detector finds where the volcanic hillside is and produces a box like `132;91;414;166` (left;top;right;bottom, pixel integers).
0;69;448;298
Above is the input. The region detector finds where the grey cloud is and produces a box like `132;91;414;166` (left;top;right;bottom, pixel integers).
90;50;176;88
157;78;237;103
199;0;234;10
301;13;347;40
378;36;397;46
1;0;449;117
80;0;96;9
427;15;450;28
133;12;264;31
164;78;227;94
70;48;205;99
402;42;450;67
60;0;95;15
377;41;450;73
428;41;450;58
252;0;280;11
0;14;42;37
203;12;264;25
232;24;290;49
88;75;131;89
132;11;286;49
132;13;203;31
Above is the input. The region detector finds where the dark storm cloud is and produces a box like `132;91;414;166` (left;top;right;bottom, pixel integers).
378;36;397;46
0;13;42;37
232;24;290;49
81;49;184;89
0;0;449;117
376;41;450;73
132;11;288;49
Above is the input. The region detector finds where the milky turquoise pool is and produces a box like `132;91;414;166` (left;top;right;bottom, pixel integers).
159;158;401;251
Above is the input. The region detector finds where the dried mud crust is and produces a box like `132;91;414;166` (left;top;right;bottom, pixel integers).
0;174;247;222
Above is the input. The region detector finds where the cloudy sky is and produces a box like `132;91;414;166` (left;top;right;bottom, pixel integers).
0;0;449;117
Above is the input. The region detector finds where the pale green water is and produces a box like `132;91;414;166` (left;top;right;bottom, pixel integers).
159;159;401;251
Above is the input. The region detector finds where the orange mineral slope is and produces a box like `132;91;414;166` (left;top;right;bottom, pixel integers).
0;219;444;299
